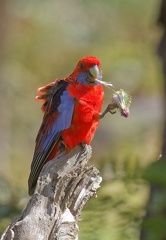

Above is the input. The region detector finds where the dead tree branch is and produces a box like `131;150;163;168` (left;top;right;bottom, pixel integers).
1;145;102;240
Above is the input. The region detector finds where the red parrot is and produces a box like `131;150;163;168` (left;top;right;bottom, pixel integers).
28;56;104;195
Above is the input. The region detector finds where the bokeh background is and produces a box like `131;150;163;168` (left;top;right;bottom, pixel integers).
0;0;165;239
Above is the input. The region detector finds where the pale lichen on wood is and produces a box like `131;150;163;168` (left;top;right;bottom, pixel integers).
1;145;102;240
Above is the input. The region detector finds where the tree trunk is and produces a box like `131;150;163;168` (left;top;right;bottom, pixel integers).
1;145;102;240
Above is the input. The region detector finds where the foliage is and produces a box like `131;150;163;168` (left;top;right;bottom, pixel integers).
79;156;148;240
143;159;166;187
140;159;166;240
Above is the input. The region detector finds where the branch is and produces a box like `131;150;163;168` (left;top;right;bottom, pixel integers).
1;145;102;240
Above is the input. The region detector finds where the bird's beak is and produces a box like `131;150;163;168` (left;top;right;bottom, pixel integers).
89;65;100;83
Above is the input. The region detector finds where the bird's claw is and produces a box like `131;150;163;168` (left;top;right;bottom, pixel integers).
99;103;117;119
110;110;116;114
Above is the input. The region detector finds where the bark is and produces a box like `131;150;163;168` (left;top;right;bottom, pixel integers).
1;145;102;240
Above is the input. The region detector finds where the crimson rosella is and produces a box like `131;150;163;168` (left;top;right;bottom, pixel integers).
28;56;106;195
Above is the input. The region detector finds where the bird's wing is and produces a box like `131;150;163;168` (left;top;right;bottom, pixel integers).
28;79;75;195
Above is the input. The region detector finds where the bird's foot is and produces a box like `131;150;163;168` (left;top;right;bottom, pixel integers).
79;142;87;151
100;102;117;119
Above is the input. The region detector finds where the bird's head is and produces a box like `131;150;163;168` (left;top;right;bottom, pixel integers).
70;56;102;85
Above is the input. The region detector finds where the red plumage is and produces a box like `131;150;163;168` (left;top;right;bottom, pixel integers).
28;56;104;195
62;83;104;150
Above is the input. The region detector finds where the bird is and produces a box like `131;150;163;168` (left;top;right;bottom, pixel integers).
28;56;105;196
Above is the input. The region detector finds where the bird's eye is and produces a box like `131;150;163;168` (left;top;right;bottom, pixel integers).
80;63;84;69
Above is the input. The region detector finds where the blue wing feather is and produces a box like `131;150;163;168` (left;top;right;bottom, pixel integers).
28;80;74;195
39;90;74;151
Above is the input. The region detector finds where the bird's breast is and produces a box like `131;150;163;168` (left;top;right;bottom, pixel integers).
61;83;104;149
67;83;104;110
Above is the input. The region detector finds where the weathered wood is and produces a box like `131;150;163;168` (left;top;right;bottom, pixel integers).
1;145;102;240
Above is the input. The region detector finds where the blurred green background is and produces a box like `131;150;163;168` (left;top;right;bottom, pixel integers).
0;0;164;239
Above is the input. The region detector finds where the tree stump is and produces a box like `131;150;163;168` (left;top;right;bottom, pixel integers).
1;145;102;240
